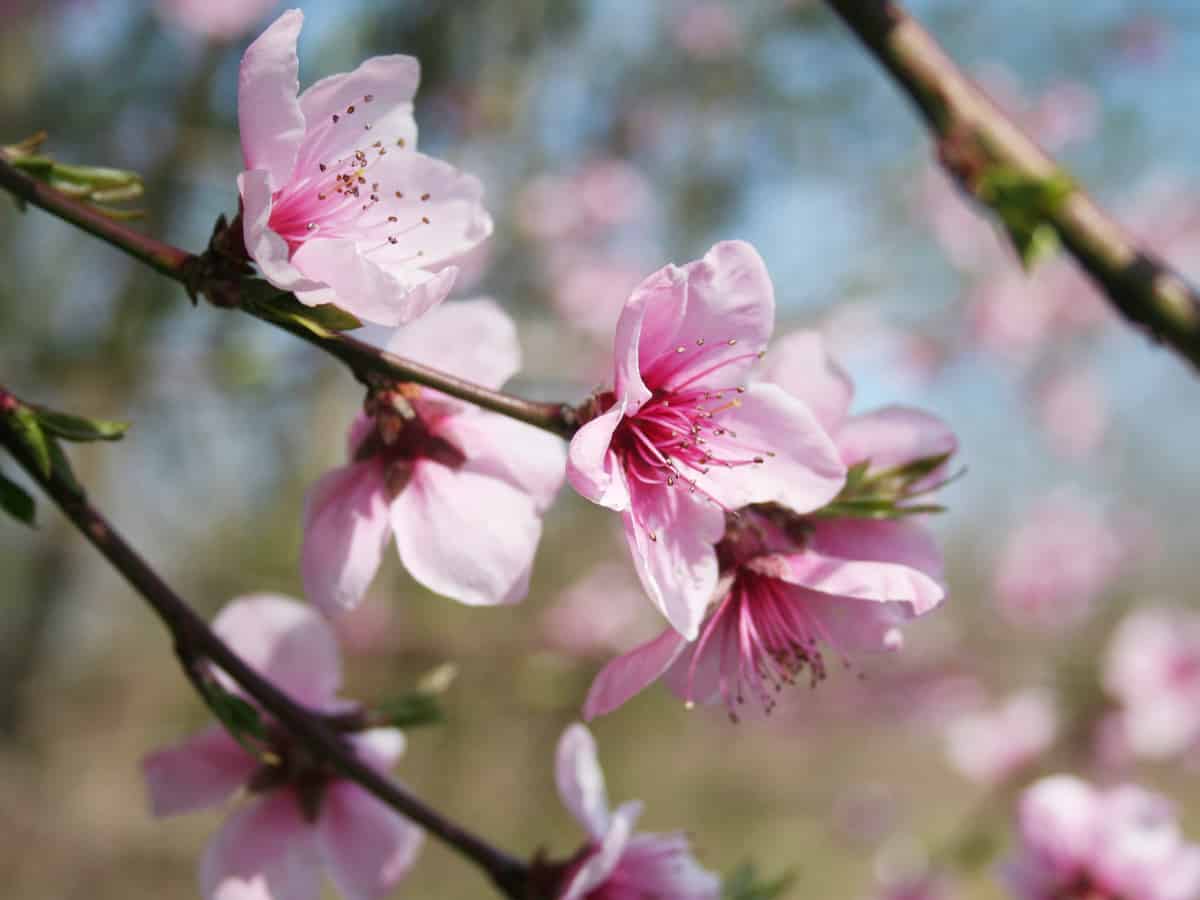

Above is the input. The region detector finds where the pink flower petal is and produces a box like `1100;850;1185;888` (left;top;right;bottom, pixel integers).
384;298;521;390
780;551;944;616
555;723;611;838
440;411;566;512
567;402;630;511
759;328;854;433
392;464;542;606
615;833;721;898
622;483;724;640
315;782;423;900
559;801;644;900
583;627;689;720
238;170;325;294
212;594;342;710
199;793;318;900
237;10;307;190
301;461;391;617
811;518;945;584
141;724;256;817
298;55;419;161
783;586;913;654
836;405;958;479
700;381;846;513
349;728;407;773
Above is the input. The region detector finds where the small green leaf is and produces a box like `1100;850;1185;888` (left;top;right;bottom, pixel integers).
0;472;35;526
377;691;444;730
975;166;1074;272
35;408;130;442
246;285;362;336
9;406;51;478
198;678;269;755
722;861;796;900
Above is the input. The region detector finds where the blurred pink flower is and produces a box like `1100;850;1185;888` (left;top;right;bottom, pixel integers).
671;3;744;61
943;689;1058;784
157;0;280;41
542;562;660;659
1001;775;1200;900
575;159;653;229
993;489;1127;630
584;330;951;720
548;253;648;338
141;594;422;900
553;724;720;900
1104;608;1200;761
302;300;565;615
566;242;846;640
1034;366;1109;460
876;872;957;900
237;10;493;326
516;174;585;242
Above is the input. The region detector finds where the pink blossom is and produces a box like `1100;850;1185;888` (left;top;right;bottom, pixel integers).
943;689;1058;784
875;872;957;900
237;10;493;326
553;724;720;900
543;562;662;659
566;242;847;639
141;594;422;900
1104;608;1200;760
1034;366;1109;460
548;254;648;338
583;330;951;720
671;3;744;61
993;489;1127;631
301;299;565;615
157;0;280;41
1001;775;1200;900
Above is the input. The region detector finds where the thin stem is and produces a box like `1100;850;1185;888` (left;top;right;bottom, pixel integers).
0;157;578;436
822;0;1200;373
0;386;531;900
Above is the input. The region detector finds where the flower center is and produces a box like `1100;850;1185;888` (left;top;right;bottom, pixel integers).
685;571;835;721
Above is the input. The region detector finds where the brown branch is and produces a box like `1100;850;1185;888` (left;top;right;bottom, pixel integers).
822;0;1200;373
0;158;578;436
0;385;532;899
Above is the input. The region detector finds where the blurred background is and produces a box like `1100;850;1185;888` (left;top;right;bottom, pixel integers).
2;0;1200;897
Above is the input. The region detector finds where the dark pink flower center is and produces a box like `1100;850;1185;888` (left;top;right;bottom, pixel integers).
684;570;836;721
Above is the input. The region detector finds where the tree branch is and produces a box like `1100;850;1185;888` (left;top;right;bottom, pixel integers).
821;0;1200;373
0;385;532;899
0;157;578;436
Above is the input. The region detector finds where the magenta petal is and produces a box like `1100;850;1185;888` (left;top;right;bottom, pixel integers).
567;402;630;511
555;724;611;838
238;10;306;189
141;725;256;818
584;628;689;720
384;298;521;390
392;464;542;606
316;782;423;900
622;484;724;640
779;550;945;616
810;518;945;583
615;833;721;899
559;801;644;900
212;594;342;710
611;273;662;412
442;411;566;512
238;170;325;294
701;382;846;513
759;329;854;433
199;793;318;900
301;461;391;617
785;586;915;653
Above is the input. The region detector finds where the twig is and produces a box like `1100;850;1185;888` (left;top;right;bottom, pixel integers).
0;158;578;436
0;385;533;900
821;0;1200;373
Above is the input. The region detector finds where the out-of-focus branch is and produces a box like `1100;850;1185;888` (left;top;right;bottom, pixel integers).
0;158;578;436
0;384;533;900
822;0;1200;373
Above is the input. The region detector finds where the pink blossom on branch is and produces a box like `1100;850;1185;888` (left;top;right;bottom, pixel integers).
552;724;720;900
943;689;1058;785
566;241;848;640
237;10;493;326
157;0;280;41
141;594;422;900
1001;775;1200;900
584;330;952;720
301;299;566;615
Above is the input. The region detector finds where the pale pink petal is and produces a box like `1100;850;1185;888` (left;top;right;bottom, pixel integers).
622;483;724;640
778;551;944;616
759;329;854;433
439;411;566;512
298;56;419;161
301;461;391;617
836;406;958;480
384;298;521;390
212;594;341;709
392;464;542;606
699;382;846;513
238;170;326;294
616;833;722;898
584;627;689;720
316;782;423;900
567;402;630;511
289;237;454;326
810;518;945;583
237;10;306;189
1016;775;1098;870
611;272;662;412
350;728;407;773
786;587;914;653
559;801;644;900
199;793;319;900
555;724;611;838
142;725;256;817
